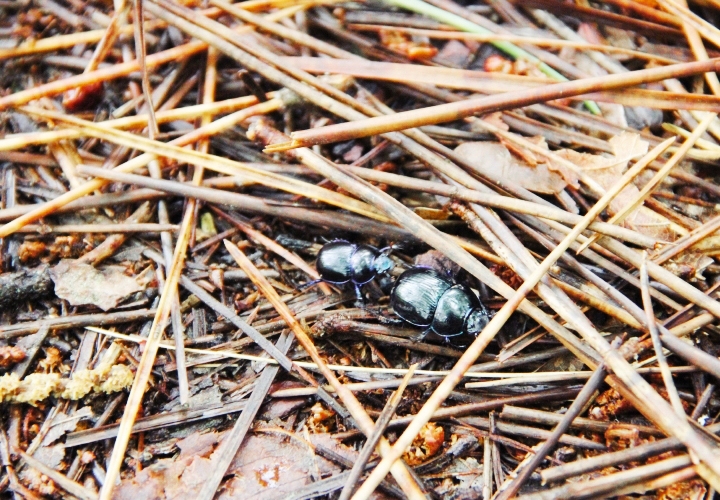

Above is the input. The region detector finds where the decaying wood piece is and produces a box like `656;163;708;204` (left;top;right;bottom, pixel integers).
0;266;53;309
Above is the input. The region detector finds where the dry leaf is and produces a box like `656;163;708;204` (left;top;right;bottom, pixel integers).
555;132;676;241
453;142;567;194
260;398;306;421
115;430;339;500
609;132;649;160
220;432;319;500
31;443;66;470
434;39;472;67
663;253;714;282
41;407;93;446
113;432;221;500
49;260;143;311
177;431;220;459
188;386;223;409
689;235;720;256
433;456;484;499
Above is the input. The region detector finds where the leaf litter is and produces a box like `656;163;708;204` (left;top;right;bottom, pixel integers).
2;0;720;498
49;260;145;311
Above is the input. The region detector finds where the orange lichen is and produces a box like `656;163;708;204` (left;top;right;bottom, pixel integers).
306;402;336;433
589;388;635;420
402;422;445;465
0;345;26;368
38;346;68;374
379;30;438;60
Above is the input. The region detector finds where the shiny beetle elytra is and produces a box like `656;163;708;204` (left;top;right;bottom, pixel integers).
390;267;489;338
316;240;394;285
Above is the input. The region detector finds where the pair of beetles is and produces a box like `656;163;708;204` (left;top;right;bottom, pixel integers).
315;241;490;341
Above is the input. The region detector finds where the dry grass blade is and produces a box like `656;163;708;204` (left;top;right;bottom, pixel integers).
4;0;720;497
132;0;159;137
24;107;389;222
210;207;332;295
18;450;97;500
98;230;185;499
2;100;387;239
494;361;607;500
522;456;695;500
338;364;417;500
286;59;720;148
0;95;262;151
0;22;159;61
86;326;602;380
0;97;274;237
640;254;685;418
348;25;680;63
0;42;207;111
196;333;293;500
577;113;716;253
223;240;427;500
177;277;314;379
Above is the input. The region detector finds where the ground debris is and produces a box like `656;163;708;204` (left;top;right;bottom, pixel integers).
49;260;144;311
2;0;720;497
454;141;568;194
0;345;26;368
402;422;445;465
0;265;53;308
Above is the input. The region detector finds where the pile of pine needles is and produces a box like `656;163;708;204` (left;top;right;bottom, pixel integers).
3;0;720;498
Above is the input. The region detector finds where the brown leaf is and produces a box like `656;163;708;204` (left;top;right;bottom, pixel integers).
434;39;472;67
112;466;169;500
663;252;714;282
113;432;222;500
453;142;567;194
31;443;65;470
187;386;223;409
260;398;307;421
49;260;143;311
414;250;461;277
165;456;216;500
555;132;675;241
220;432;318;500
177;431;220;460
41;407;93;446
432;456;484;499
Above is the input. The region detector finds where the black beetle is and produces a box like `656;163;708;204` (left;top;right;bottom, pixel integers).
316;240;394;285
390;267;489;338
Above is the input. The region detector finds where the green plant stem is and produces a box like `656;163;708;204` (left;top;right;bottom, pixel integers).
383;0;602;114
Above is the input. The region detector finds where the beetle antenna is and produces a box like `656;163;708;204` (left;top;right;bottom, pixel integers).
378;242;403;255
297;279;323;291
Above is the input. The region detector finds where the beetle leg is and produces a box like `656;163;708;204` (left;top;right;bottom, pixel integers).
376;314;405;326
410;329;430;342
353;283;365;307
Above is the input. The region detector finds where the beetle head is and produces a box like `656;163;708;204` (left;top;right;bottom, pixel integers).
373;254;395;275
464;308;490;336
